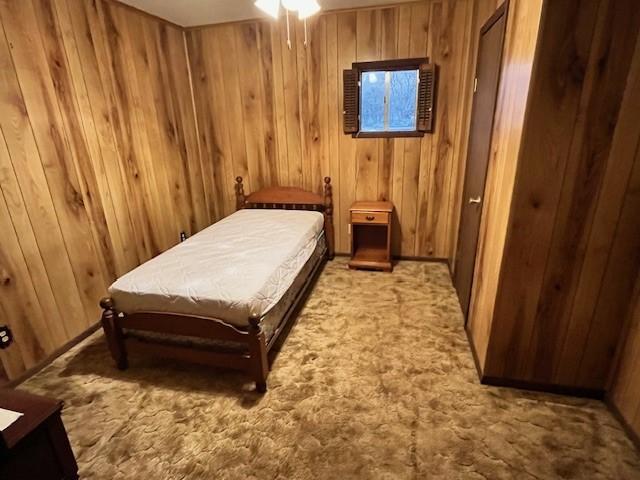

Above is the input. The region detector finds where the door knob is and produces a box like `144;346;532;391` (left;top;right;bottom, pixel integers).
469;196;482;204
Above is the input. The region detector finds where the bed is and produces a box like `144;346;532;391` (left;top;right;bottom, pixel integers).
99;177;334;392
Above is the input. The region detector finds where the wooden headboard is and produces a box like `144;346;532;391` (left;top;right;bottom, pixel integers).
234;177;334;259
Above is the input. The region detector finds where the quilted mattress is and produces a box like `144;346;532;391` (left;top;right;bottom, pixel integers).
109;209;325;327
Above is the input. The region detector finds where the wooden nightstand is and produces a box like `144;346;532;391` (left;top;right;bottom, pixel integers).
0;389;78;479
349;201;393;272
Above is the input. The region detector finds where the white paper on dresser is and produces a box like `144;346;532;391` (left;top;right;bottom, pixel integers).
0;407;23;431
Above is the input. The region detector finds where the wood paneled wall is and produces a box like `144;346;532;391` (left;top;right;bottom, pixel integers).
0;0;205;380
478;0;640;391
610;272;640;443
185;0;478;257
466;0;544;368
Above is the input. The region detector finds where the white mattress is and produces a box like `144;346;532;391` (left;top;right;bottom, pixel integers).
109;209;325;327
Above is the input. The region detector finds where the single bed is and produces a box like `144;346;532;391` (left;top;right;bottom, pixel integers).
99;177;334;392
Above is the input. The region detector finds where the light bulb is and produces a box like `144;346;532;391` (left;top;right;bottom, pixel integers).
298;0;321;19
255;0;280;19
281;0;300;11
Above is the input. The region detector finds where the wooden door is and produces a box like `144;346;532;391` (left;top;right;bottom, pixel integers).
454;3;508;320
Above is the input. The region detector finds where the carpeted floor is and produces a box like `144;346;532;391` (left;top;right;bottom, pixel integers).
21;258;640;479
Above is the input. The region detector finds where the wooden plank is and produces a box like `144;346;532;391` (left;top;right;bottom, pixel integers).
303;16;328;193
54;0;137;276
325;13;343;252
164;26;209;231
0;127;67;349
218;25;251;194
577;135;640;388
377;8;398;203
0;23;88;350
236;22;268;192
609;274;640;435
522;0;639;383
414;0;437;258
280;16;304;188
88;0;159;258
117;7;178;250
146;20;197;235
401;2;430;256
337;11;358;253
257;21;279;190
421;0;470;258
389;5;411;255
66;0;149;266
0;185;51;368
555;10;640;385
317;17;331;194
185;28;232;220
33;0;118;283
269;18;290;187
354;9;380;202
0;0;104;334
295;19;312;191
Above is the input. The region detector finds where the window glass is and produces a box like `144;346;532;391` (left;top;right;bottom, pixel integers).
360;69;418;133
389;70;418;131
360;71;386;132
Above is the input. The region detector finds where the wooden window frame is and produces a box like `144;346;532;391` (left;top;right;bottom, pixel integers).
345;57;435;138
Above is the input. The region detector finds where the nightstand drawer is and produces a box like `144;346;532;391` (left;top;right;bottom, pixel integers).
351;211;389;225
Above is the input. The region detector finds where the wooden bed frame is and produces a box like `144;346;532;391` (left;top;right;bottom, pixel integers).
100;177;334;392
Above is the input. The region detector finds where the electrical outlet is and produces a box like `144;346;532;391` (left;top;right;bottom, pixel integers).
0;325;13;349
180;231;187;242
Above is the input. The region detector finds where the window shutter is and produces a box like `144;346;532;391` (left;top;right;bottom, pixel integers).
343;69;359;134
417;63;436;133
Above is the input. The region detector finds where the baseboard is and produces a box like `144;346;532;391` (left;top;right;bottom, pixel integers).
8;322;101;387
464;326;485;382
606;397;640;452
480;374;605;400
464;326;605;399
334;252;449;264
393;255;449;264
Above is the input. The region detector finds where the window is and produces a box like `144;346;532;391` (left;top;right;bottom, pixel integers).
360;70;419;133
343;58;436;138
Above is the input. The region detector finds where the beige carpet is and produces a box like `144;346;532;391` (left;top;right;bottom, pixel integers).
21;258;640;479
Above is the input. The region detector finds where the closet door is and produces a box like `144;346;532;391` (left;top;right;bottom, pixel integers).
454;3;508;320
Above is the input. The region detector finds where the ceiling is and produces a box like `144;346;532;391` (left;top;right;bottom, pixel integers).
118;0;415;27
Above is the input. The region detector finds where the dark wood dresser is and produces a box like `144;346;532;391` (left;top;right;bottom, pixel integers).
0;389;78;480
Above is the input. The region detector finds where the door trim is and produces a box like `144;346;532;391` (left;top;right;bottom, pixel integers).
481;1;509;36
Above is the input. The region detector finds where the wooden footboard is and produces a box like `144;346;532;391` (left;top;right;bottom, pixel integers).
100;302;269;392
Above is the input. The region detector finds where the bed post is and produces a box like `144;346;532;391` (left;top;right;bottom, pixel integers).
235;176;246;210
323;177;335;260
100;297;128;370
247;314;269;393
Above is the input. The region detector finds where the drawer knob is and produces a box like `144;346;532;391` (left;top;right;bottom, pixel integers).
366;215;375;221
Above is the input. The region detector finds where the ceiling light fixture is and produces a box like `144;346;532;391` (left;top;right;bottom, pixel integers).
255;0;321;49
255;0;280;19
